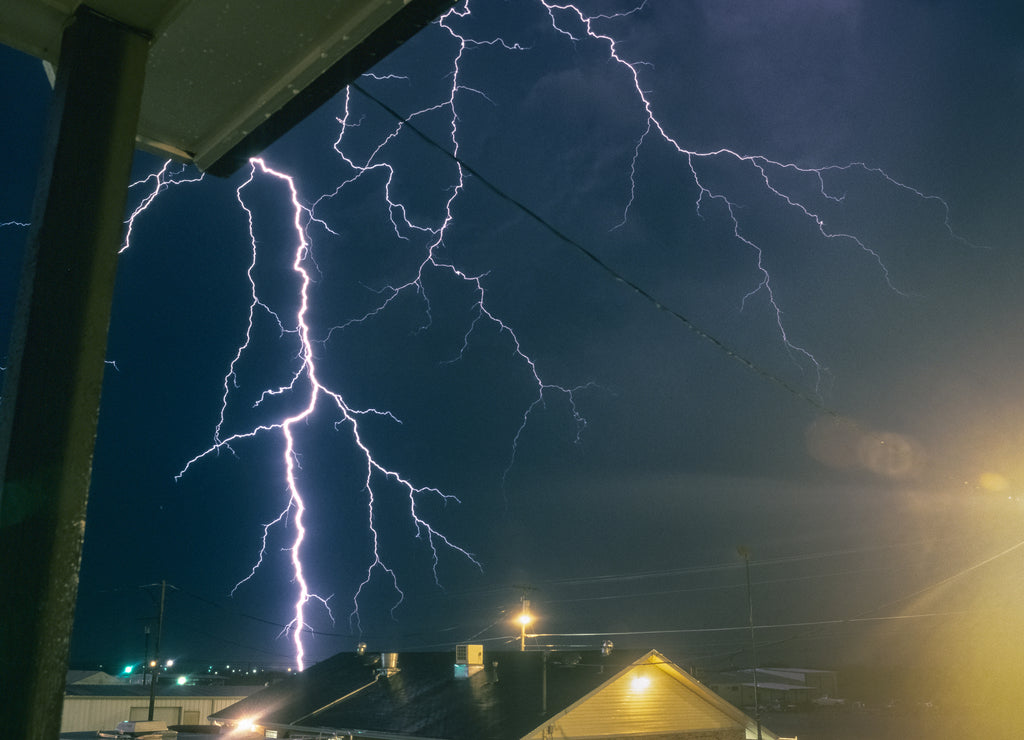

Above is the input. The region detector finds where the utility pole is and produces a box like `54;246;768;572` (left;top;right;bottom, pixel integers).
541;650;548;714
513;585;536;652
147;580;167;721
518;596;532;652
738;546;763;740
143;625;151;685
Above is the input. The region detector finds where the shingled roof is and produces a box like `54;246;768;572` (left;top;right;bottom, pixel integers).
211;647;777;740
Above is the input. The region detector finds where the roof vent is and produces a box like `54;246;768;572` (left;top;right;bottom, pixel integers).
378;652;399;678
602;640;614;656
356;642;367;656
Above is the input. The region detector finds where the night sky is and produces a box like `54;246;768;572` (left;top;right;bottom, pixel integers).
3;0;1024;702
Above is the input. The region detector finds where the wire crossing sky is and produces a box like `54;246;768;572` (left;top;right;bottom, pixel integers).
123;0;965;668
3;1;1024;681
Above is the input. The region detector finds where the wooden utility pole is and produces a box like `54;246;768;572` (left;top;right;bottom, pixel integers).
148;580;167;720
738;546;763;740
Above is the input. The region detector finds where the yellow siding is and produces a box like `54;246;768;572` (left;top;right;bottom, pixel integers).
525;666;745;739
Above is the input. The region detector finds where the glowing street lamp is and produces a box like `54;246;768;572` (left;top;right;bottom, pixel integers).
517;599;533;652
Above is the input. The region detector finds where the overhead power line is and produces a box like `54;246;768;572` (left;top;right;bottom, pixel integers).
350;81;833;417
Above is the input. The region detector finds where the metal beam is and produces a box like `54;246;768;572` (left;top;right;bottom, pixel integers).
0;7;149;735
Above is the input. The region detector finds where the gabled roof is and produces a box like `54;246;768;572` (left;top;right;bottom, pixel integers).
65;684;259;699
212;648;777;740
65;670;121;685
530;650;778;740
710;667;828;692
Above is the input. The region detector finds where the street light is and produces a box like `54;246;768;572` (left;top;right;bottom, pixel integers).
517;599;533;652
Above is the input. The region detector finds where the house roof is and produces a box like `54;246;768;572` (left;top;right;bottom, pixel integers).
65;670;121;685
710;667;832;692
212;648;777;740
741;681;817;692
65;684;259;699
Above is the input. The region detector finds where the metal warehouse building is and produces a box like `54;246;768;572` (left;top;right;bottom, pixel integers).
62;682;258;733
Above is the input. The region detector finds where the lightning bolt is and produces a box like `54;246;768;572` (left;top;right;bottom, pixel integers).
537;0;972;390
111;0;976;671
121;160;205;253
170;158;496;669
314;10;598;488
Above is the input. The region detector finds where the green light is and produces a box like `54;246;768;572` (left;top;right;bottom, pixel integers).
123;665;134;674
176;676;187;686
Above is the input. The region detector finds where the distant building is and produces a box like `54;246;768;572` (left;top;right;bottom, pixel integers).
61;679;260;733
65;670;124;686
211;646;781;739
710;667;839;711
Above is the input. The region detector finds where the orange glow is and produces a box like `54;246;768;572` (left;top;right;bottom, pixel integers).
233;718;259;734
979;471;1010;492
